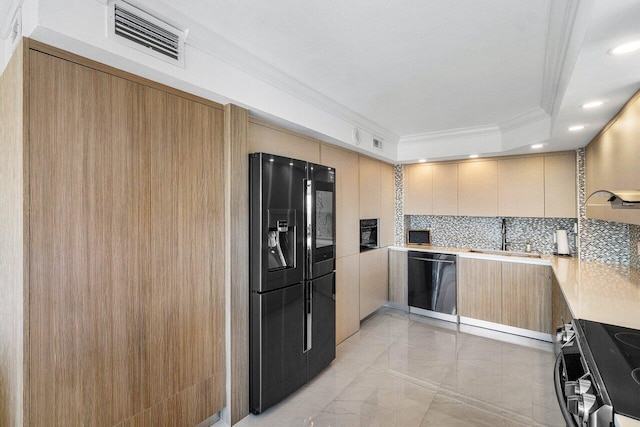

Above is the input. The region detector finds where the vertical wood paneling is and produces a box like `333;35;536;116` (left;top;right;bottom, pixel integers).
404;163;433;215
247;118;320;163
501;263;552;333
359;248;388;320
359;156;382;219
388;250;408;306
225;104;250;425
551;275;573;330
544;153;577;218
457;257;502;323
336;254;360;344
150;93;226;411
28;46;225;426
0;41;25;427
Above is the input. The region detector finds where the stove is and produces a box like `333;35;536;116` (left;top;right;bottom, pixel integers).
555;319;640;426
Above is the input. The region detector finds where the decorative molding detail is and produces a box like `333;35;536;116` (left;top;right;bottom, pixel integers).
498;107;549;132
118;0;400;145
400;124;500;145
0;0;22;38
540;0;595;118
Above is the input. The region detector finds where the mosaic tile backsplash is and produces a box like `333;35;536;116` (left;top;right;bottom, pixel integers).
405;215;577;255
394;149;639;266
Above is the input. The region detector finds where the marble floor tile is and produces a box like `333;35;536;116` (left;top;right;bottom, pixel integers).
235;307;564;427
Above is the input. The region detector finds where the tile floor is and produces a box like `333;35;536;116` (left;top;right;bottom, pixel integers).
236;308;565;427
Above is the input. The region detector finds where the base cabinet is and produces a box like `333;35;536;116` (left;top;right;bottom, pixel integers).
552;274;573;330
501;263;552;334
359;248;389;320
457;257;502;323
458;257;552;335
388;250;408;307
336;254;360;344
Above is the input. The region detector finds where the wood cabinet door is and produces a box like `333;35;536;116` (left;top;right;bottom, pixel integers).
501;263;552;333
380;162;396;247
545;153;577;218
457;257;502;323
359;156;382;219
498;157;544;217
458;161;498;217
336;254;360;344
404;163;433;215
388;250;408;306
551;275;573;331
320;144;360;257
432;163;458;215
359;248;389;320
29;50;225;426
248;118;320;163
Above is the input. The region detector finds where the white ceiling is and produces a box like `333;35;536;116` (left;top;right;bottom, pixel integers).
7;0;640;162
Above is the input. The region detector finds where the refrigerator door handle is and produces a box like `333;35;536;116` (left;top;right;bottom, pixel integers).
305;179;313;279
304;281;312;353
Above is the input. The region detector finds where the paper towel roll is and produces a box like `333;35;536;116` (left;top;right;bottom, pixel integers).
556;229;569;255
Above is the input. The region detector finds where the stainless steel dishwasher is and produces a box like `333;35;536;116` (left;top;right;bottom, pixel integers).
407;251;457;322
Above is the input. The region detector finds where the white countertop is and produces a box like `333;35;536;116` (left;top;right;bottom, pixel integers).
389;245;640;330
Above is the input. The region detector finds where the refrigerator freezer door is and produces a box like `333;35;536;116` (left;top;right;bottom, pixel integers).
250;283;307;414
307;272;336;381
250;153;306;293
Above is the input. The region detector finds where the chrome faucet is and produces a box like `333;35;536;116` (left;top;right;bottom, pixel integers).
501;218;508;251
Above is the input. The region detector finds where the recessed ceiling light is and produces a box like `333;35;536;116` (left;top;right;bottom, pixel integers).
569;125;586;131
418;159;426;163
469;154;479;159
581;100;604;109
609;40;640;55
531;144;544;149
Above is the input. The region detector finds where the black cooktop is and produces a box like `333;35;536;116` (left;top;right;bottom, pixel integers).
578;319;640;420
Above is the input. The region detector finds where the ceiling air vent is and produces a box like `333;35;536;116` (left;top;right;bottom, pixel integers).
108;1;186;67
372;138;383;150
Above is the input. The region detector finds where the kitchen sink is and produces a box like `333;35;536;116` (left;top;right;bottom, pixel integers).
468;248;542;258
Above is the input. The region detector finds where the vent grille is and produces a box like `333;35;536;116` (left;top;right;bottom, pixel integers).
372;138;383;149
109;2;185;67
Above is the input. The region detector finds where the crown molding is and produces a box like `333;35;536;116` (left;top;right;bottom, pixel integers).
498;107;549;132
0;0;22;38
117;0;399;145
400;124;500;144
540;0;595;117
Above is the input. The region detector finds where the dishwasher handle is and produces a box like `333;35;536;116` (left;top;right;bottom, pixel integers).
408;257;455;264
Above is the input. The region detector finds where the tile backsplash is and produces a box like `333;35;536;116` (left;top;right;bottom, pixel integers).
405;215;577;254
395;151;639;267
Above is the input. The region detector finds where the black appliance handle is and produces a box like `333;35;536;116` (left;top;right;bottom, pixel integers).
553;352;579;427
408;257;455;264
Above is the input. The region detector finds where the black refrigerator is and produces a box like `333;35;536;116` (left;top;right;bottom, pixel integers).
249;153;336;414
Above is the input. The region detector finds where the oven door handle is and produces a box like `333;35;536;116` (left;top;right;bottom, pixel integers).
554;352;579;427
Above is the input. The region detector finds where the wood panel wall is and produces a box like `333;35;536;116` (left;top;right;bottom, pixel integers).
27;45;225;426
225;104;250;424
0;40;26;427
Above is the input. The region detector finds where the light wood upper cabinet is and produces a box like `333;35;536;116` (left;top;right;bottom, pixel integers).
458;161;498;217
248;118;320;163
498;157;544;217
432;163;458;215
457;257;502;323
388;249;408;307
501;263;552;334
336;254;360;344
359;156;382;219
359;248;389;320
545;153;577;218
380;162;396;247
321;144;360;257
404;163;433;215
585;92;640;225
